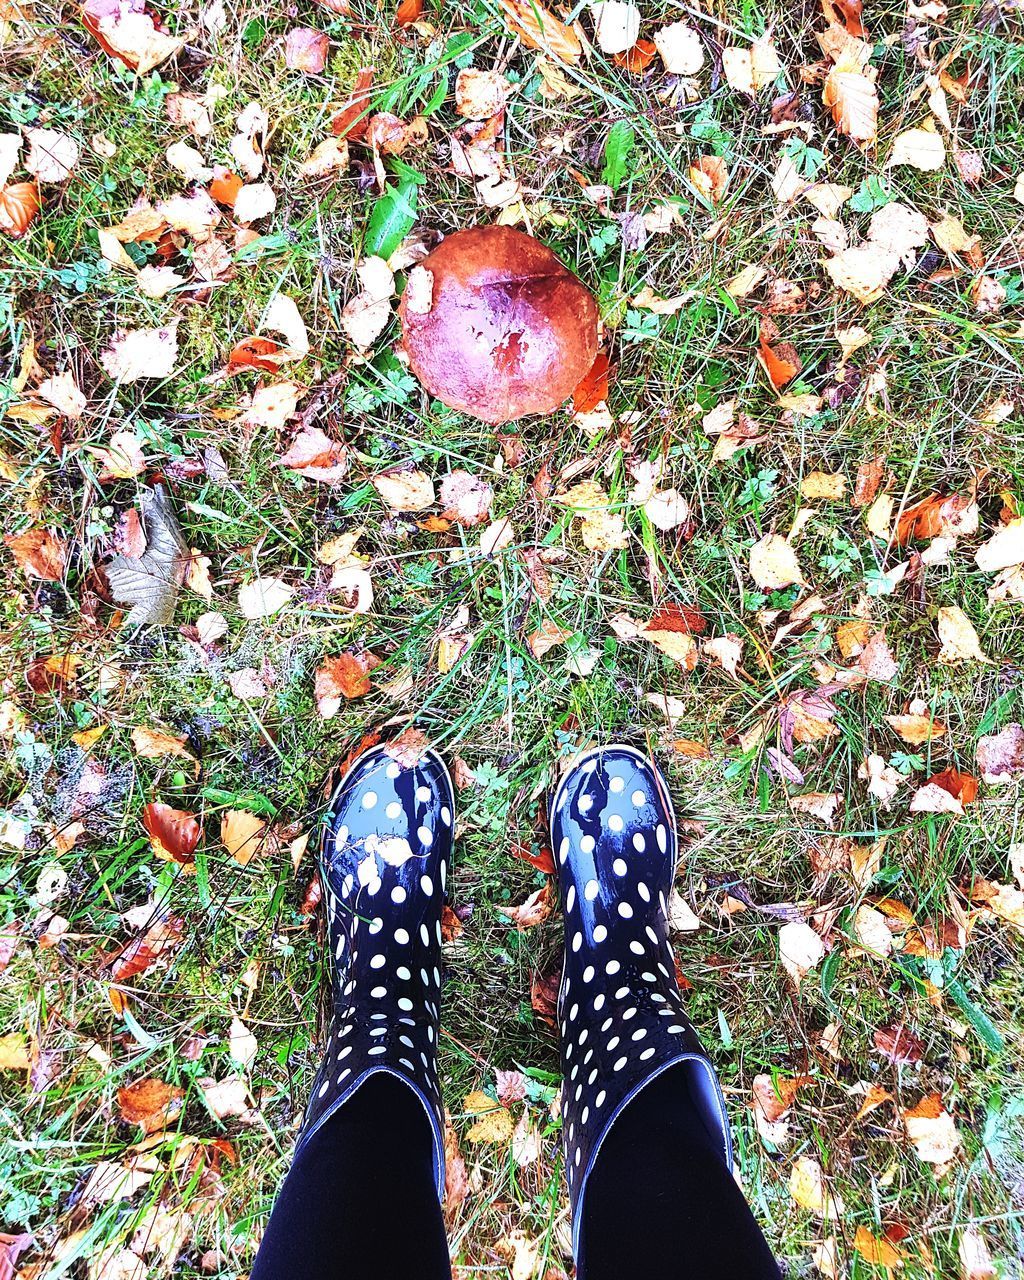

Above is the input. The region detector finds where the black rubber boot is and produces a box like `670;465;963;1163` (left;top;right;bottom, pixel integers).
550;744;733;1258
295;741;455;1198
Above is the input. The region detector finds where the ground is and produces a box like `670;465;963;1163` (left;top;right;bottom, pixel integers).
1;0;1024;1276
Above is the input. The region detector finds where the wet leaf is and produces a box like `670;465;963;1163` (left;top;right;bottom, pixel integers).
106;487;189;625
142;802;200;867
5;527;66;581
117;1077;184;1132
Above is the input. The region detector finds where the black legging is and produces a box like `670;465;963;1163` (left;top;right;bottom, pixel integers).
252;1068;779;1279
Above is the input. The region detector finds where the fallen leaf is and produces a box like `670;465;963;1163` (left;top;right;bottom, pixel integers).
722;37;783;94
823;53;878;146
654;19;704;73
284;26;328;73
228;1015;258;1069
0;1033;31;1070
498;0;582;64
107;914;184;982
971;879;1024;931
220;810;266;866
959;1225;996;1280
758;326;802;388
779;920;825;987
297;136;350;181
497;884;554;929
976;723;1024;785
233;181;276;224
936;606;990;664
198;1074;254;1121
749;533;805;589
528;619;572;659
238;577;294;619
440;471;494;525
975;518;1024;573
800;472;846;501
902;1094;961;1164
82;0;185;75
859;754;904;809
132;725;196;763
315;652;376;716
885;713;945;744
0;181;41;237
277;426;348;485
106;486;189;626
751;1072;809;1144
890;123;946;171
101;324;178;383
373;467;435;512
24;127;80;182
142;802;200;867
455;67;511;119
853;1227;904;1269
5;527;66;581
464;1091;515;1143
788;1154;843;1216
117;1077;184;1132
341;256;396;349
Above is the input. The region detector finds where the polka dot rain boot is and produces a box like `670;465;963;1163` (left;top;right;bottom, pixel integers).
550;744;733;1257
294;741;455;1197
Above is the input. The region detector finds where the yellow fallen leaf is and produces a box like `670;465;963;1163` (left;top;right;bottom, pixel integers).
788;1154;843;1216
800;471;847;501
902;1093;961;1164
373;468;435;512
132;725;196;762
464;1091;515;1143
221;809;267;866
853;1226;904;1269
72;724;108;749
0;1032;31;1070
749;533;805;589
823;54;878;146
889;123;946;171
498;0;582;64
936;606;991;664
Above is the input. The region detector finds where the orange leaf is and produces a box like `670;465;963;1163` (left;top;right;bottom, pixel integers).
613;38;657;73
498;0;582;64
315;652;376;717
228;336;286;372
142;801;201;867
117;1077;184;1133
758;326;802;389
5;527;66;581
208;166;243;208
394;0;423;23
646;602;706;635
853;1226;904;1269
572;352;610;414
0;182;41;238
331;66;376;139
689;154;729;204
927;767;978;807
106;915;185;982
821;0;867;36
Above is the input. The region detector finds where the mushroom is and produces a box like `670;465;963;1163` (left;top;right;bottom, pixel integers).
398;225;599;425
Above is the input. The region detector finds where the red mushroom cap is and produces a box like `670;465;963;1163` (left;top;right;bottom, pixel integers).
398;225;599;426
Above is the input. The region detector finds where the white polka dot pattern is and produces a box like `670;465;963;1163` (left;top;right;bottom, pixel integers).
297;744;453;1203
549;744;733;1252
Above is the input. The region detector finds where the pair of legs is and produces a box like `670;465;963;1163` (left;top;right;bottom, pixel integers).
252;744;778;1278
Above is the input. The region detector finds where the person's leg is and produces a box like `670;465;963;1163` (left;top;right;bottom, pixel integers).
252;742;457;1280
550;746;777;1277
578;1066;779;1279
251;1073;451;1280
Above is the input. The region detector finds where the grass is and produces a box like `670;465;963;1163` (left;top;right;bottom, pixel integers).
1;0;1024;1275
